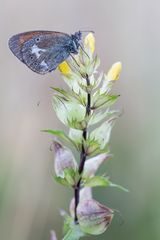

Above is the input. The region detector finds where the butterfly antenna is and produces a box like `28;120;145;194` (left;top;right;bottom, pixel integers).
79;44;90;59
69;54;80;67
80;30;95;34
67;55;80;73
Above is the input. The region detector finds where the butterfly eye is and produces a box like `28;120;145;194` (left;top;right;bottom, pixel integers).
35;37;40;42
30;55;34;60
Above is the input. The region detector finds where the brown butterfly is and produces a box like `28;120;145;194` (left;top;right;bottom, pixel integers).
8;31;82;74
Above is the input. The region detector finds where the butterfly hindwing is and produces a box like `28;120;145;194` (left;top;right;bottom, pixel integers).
20;33;71;74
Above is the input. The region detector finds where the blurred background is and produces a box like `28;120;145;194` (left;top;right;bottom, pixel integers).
1;0;160;239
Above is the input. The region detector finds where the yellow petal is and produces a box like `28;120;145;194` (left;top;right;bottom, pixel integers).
58;61;71;75
107;62;122;81
84;33;95;53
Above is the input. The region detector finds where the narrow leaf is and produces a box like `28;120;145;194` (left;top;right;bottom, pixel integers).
41;129;76;148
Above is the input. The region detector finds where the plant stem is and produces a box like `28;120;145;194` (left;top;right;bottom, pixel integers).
74;74;91;223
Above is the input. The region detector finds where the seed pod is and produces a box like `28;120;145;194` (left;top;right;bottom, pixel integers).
53;141;77;177
77;199;114;235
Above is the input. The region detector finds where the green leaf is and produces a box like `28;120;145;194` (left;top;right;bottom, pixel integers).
64;168;76;186
83;176;110;187
69;128;83;150
51;87;87;107
85;138;109;157
88;109;120;126
83;176;129;192
108;182;129;192
92;93;119;110
89;118;117;149
54;176;70;186
51;87;71;99
62;72;85;95
90;72;103;90
41;129;77;149
52;97;86;130
100;73;117;94
84;55;101;77
53;168;80;187
63;222;85;240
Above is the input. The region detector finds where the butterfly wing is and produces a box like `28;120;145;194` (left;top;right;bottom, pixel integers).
8;31;72;74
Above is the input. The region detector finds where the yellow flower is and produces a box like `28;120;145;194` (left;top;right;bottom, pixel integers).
107;62;122;81
84;33;95;53
58;61;71;75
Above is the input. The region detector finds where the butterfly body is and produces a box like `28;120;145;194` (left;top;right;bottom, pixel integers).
8;31;82;74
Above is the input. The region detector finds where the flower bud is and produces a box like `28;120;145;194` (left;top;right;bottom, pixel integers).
107;62;122;81
69;187;92;217
58;61;71;75
84;33;95;54
53;141;77;177
50;231;57;240
77;199;113;235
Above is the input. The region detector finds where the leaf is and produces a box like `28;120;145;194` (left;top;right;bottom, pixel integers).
62;213;85;239
92;93;119;110
85;138;110;157
67;118;87;130
69;128;83;150
88;109;120;126
54;176;70;186
64;168;76;186
53;169;78;187
85;55;100;77
41;129;76;148
108;182;129;192
89;118;117;149
63;223;85;240
62;72;85;94
52;97;86;130
90;72;103;90
83;176;129;192
62;215;72;236
83;176;110;187
51;87;71;99
51;87;87;107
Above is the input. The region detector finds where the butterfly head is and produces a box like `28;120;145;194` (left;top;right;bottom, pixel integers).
70;31;82;54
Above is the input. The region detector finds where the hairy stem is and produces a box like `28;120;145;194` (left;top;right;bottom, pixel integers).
74;74;91;223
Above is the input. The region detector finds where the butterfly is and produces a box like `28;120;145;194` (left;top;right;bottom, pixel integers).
8;31;82;74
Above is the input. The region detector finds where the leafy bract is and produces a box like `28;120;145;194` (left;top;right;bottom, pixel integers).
83;176;129;192
89;117;117;150
52;97;87;130
41;129;77;149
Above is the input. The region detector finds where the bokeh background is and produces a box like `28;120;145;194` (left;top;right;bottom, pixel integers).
1;0;160;239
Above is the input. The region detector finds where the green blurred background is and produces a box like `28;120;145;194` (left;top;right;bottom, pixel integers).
1;0;160;239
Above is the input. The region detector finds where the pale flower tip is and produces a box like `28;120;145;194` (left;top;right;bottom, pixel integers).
107;61;122;81
84;33;95;53
58;61;71;75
